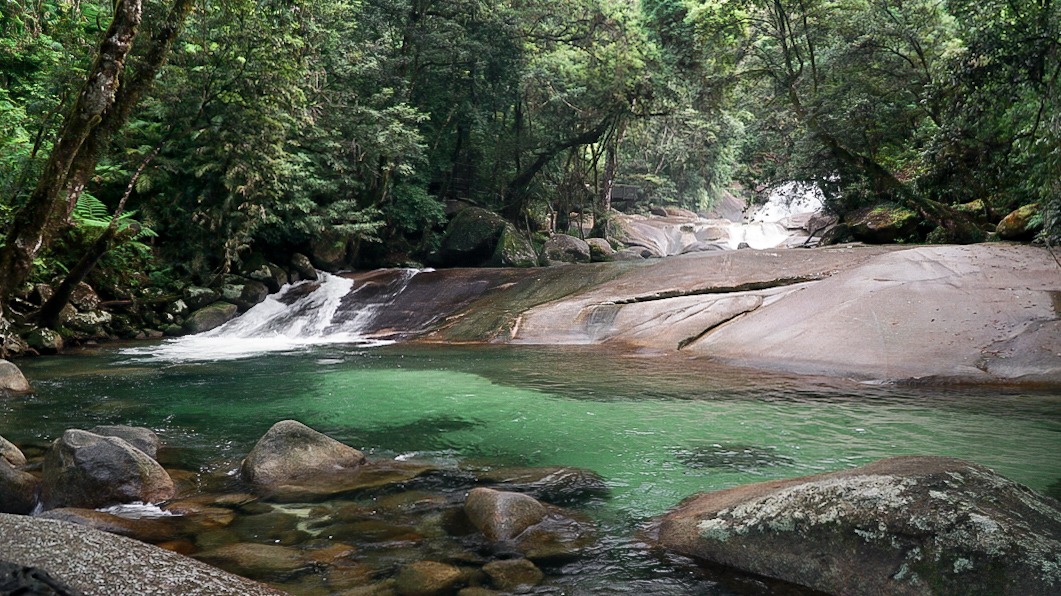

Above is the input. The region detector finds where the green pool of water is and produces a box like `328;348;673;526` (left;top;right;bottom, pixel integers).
6;343;1061;593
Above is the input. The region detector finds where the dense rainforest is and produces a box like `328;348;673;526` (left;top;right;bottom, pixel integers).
0;0;1058;354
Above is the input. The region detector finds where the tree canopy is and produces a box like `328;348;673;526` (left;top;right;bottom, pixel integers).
1;0;1057;327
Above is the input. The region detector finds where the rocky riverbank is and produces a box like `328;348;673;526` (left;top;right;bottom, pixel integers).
2;421;1059;595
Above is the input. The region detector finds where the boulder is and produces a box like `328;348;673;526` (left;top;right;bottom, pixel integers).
0;435;27;466
846;203;919;243
0;359;31;394
0;461;39;514
656;456;1061;596
182;302;238;334
26;328;63;354
68;282;100;311
309;230;351;271
586;237;615;262
487;224;538;268
437;207;508;267
40;429;175;510
394;560;464;596
996;203;1042;240
540;234;591;265
290;253;318;282
482;558;543;591
0;513;284;595
234;280;270;312
240;420;365;494
476;465;609;505
87;425;160;460
184;286;221;310
464;488;547;542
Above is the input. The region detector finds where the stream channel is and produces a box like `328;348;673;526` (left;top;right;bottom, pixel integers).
5;339;1060;594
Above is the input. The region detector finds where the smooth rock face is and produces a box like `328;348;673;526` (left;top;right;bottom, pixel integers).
656;456;1061;596
0;360;32;394
40;429;175;511
87;425;160;460
240;420;365;493
0;513;284;595
464;488;547;542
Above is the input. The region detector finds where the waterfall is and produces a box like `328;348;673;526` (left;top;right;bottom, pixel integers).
122;270;422;362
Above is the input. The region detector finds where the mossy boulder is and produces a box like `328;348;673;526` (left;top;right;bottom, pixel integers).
586;238;615;262
656;456;1061;596
26;328;64;354
540;234;591;265
487;224;538;268
996;203;1042;240
846;203;920;243
436;207;508;267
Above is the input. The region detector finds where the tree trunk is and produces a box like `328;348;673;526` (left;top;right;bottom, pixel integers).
62;0;197;219
0;0;144;304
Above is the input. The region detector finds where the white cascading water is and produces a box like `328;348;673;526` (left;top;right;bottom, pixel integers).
122;270;420;362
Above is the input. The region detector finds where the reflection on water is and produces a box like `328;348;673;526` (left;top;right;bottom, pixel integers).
7;343;1061;593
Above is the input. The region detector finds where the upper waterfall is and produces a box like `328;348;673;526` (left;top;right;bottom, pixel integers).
122;270;421;362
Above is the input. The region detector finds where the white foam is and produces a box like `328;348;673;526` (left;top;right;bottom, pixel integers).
120;271;414;362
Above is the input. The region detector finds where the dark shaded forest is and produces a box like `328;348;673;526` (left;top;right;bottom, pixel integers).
1;0;1058;349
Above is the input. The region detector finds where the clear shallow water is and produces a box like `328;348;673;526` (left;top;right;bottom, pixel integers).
6;343;1061;593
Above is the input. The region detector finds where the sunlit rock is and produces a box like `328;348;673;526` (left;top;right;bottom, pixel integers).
40;429;175;511
656;456;1061;596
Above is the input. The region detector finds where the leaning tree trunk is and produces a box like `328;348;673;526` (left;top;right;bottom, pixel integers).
0;0;143;305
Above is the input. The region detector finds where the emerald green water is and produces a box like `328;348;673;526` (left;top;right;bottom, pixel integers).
6;343;1061;592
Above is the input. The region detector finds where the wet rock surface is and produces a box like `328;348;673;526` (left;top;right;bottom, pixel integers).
86;425;160;460
656;456;1061;596
240;419;366;496
40;429;175;510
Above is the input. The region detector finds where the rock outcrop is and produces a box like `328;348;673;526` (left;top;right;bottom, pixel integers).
656;456;1061;596
40;429;175;510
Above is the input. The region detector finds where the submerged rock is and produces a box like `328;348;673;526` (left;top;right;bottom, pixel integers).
39;508;179;544
394;560;465;596
463;488;595;560
40;429;175;511
482;558;543;591
194;542;313;582
240;420;366;496
655;456;1061;596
